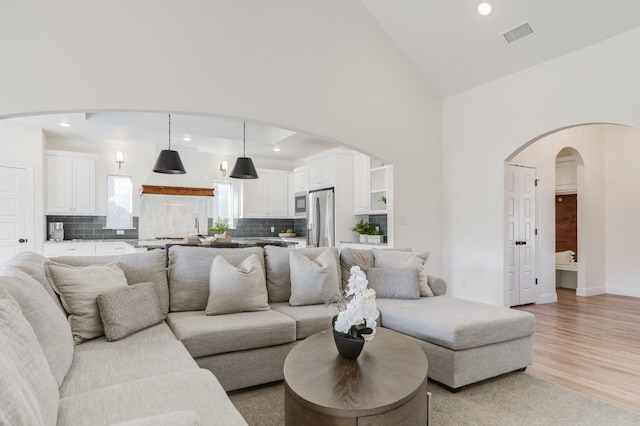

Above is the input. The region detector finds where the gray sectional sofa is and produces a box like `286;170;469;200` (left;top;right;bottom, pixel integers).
0;245;535;425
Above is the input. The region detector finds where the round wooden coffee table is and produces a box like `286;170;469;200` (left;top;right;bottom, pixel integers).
283;328;429;425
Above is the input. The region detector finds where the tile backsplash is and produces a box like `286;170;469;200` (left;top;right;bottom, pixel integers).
46;216;139;240
210;217;307;238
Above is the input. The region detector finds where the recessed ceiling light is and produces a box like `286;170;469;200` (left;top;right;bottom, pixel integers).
183;135;191;141
478;2;492;16
59;122;71;127
273;146;281;152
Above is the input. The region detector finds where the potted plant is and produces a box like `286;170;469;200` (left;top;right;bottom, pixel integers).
351;219;372;243
208;217;229;237
367;228;382;244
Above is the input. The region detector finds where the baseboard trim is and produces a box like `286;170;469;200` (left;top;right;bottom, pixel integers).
576;286;606;297
605;287;640;298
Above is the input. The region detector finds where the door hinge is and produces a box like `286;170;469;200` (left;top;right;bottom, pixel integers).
535;179;539;187
535;228;538;236
535;278;538;285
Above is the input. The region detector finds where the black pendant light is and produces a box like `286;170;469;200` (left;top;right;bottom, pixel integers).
230;121;259;179
153;113;186;174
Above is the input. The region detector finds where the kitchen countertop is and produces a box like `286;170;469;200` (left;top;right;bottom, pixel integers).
44;237;304;249
340;240;388;246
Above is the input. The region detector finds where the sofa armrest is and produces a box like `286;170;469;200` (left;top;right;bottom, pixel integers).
109;411;200;426
428;275;447;296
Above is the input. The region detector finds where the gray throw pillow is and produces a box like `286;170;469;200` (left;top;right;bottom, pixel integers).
289;249;340;306
372;249;433;297
364;267;420;299
205;254;269;315
44;261;128;344
97;282;164;341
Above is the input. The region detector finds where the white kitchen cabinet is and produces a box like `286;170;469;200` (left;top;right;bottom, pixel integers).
306;154;335;190
293;166;308;192
43;242;96;257
242;169;289;218
369;165;389;213
353;152;370;214
43;241;136;257
45;151;97;215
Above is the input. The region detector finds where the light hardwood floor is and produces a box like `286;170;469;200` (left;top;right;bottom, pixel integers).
515;288;640;413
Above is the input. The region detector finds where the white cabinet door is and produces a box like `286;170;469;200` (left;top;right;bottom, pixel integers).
43;242;96;257
242;169;289;217
293;166;308;192
353;153;370;214
72;157;97;214
46;152;97;215
307;155;335;189
46;155;73;214
268;172;288;216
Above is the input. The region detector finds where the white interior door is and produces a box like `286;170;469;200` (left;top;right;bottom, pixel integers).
0;166;28;263
507;165;537;306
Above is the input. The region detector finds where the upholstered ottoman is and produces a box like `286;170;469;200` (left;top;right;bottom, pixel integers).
376;296;535;390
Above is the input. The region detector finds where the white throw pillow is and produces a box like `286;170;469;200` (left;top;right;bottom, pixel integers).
289;249;340;306
44;261;128;344
372;249;433;297
205;254;269;315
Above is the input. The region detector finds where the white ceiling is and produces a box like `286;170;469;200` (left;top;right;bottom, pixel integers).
7;2;640;156
8;112;339;162
362;0;640;96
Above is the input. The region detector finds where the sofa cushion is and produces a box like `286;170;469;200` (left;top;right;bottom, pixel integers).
3;251;65;312
0;268;74;386
60;340;198;397
205;254;269;315
111;410;200;426
53;250;170;315
289;249;340;306
372;249;433;297
168;246;264;312
57;370;247;426
363;267;420;300
339;247;412;289
0;295;59;426
270;302;337;339
45;261;128;344
74;321;177;352
97;282;165;341
166;310;296;358
264;246;341;303
377;296;536;350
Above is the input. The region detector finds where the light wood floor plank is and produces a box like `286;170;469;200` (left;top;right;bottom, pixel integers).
515;288;640;413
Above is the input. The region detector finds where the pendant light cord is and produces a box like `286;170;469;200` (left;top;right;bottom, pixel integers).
168;113;172;150
243;121;246;156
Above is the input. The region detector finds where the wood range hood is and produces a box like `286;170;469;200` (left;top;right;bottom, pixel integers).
139;185;214;197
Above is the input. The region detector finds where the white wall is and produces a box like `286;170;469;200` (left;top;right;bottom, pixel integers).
603;125;640;297
0;0;443;274
0;122;45;252
443;27;640;305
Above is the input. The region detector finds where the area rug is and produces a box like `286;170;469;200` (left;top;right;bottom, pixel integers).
228;371;640;425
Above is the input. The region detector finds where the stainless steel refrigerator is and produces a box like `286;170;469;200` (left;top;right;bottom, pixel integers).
307;187;335;247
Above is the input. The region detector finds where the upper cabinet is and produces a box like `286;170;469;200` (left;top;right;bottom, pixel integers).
353;154;391;214
306;153;336;190
242;169;289;218
292;166;308;193
45;150;97;215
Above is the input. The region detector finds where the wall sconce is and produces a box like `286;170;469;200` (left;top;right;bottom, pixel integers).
220;160;228;177
115;151;124;170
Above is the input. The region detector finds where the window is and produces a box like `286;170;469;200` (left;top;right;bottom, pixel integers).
212;181;234;228
106;175;133;229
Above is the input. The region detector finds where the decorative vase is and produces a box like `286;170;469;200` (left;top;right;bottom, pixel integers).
214;233;226;238
333;330;365;360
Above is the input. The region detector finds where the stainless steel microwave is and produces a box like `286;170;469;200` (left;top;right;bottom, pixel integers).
294;192;307;217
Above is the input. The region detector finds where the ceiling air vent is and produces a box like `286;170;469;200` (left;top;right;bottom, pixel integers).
502;22;534;44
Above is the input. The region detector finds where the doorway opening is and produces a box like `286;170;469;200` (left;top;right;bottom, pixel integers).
554;148;583;294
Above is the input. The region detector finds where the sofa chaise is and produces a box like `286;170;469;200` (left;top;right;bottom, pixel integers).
0;245;535;425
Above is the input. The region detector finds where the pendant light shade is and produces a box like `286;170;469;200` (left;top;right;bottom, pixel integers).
230;121;259;179
153;114;186;174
